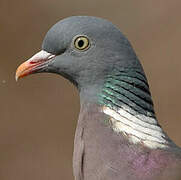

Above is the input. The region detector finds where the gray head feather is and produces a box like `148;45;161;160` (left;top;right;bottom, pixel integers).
42;16;144;97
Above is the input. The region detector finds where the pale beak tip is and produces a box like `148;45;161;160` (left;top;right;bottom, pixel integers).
15;68;21;82
15;74;19;82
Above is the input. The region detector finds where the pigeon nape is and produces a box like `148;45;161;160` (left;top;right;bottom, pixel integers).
16;16;181;180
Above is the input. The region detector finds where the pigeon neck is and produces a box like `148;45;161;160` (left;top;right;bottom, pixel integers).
88;68;174;149
98;68;156;117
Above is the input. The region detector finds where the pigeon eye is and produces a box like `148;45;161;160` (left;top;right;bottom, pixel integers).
74;36;90;50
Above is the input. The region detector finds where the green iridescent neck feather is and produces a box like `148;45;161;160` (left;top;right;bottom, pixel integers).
98;69;156;119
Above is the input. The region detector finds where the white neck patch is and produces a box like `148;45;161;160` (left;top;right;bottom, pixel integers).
102;106;171;149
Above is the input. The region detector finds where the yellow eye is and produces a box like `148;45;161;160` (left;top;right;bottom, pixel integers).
74;36;90;50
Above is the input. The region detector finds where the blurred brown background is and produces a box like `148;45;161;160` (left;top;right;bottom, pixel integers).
1;0;181;179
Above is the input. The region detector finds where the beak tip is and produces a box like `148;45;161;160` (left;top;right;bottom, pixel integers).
15;75;19;82
15;62;27;82
15;68;21;82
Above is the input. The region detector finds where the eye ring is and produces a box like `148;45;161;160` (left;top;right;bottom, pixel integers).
74;36;90;51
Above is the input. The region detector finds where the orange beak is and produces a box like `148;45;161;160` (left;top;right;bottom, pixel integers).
15;50;55;81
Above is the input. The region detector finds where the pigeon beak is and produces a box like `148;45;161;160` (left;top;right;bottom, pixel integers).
15;50;56;81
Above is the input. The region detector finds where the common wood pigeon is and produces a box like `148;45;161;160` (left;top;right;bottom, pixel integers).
16;16;181;180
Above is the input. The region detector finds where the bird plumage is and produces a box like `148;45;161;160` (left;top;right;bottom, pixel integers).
74;103;181;180
16;16;181;180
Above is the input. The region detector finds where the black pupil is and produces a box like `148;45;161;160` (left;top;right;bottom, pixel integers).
78;39;84;47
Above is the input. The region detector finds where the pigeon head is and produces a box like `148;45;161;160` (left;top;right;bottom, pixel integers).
16;16;143;101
